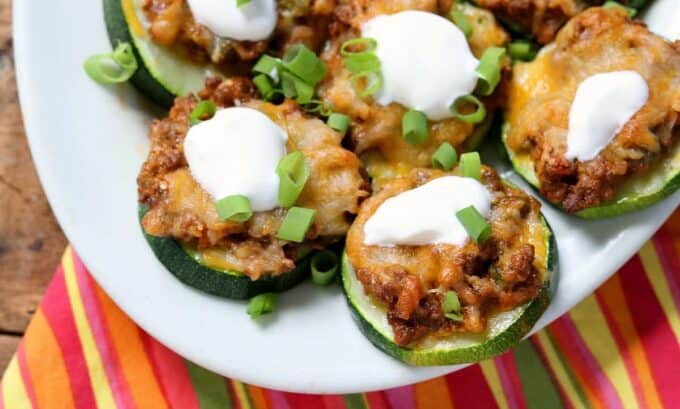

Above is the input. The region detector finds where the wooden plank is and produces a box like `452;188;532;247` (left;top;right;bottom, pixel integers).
0;334;20;374
0;0;67;334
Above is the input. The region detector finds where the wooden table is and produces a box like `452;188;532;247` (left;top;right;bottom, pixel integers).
0;0;68;372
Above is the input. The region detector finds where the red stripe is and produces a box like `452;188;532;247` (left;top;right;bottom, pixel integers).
16;343;38;409
283;392;326;409
71;255;136;409
496;352;528;409
41;266;98;409
593;291;646;407
266;390;291;409
446;363;500;409
226;379;242;409
139;332;201;409
365;391;389;409
384;385;415;409
617;256;680;408
321;395;346;409
652;232;680;309
0;380;4;409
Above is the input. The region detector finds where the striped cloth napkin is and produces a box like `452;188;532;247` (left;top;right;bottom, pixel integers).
1;210;679;409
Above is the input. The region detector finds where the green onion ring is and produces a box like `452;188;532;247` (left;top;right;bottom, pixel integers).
83;42;138;85
402;110;429;145
450;94;487;124
350;71;383;98
460;151;482;181
311;250;340;286
327;113;350;134
277;207;316;243
343;52;381;74
282;44;327;86
475;46;506;96
189;100;217;126
432;142;458;171
215;195;253;223
456;205;492;244
340;37;378;57
450;9;473;38
276;152;310;208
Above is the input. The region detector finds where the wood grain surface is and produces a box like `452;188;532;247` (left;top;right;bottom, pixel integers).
0;0;68;373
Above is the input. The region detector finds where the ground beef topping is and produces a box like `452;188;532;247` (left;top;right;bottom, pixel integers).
505;8;680;213
346;167;546;346
138;77;369;279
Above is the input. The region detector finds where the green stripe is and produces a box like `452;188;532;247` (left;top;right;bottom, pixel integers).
185;360;234;409
343;393;369;409
545;330;591;408
513;340;565;409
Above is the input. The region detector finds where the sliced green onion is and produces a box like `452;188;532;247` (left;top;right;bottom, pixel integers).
402;110;429;145
340;37;378;57
475;47;506;96
276;151;310;208
189;100;217;126
456;205;492;244
432;142;458;171
215;195;253;222
602;1;636;17
83;42;138;84
311;250;339;286
460;151;482;180
350;71;383;98
450;94;486;124
237;0;251;7
450;9;472;38
253;55;281;80
343;52;381;74
507;40;537;61
253;74;276;101
282;44;327;86
247;293;277;319
327;113;350;134
305;100;334;117
280;71;315;104
443;290;463;321
277;207;316;243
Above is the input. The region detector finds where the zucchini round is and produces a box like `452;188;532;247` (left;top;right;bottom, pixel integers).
103;0;213;107
341;217;557;366
501;123;680;219
139;205;310;299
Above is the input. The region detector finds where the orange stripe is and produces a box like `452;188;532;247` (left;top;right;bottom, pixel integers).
23;309;77;409
92;283;169;409
598;275;663;409
246;385;270;409
415;377;455;409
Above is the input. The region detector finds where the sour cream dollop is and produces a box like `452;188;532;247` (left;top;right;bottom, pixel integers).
183;107;287;212
566;71;648;162
186;0;277;41
363;176;491;247
644;0;680;41
361;11;480;121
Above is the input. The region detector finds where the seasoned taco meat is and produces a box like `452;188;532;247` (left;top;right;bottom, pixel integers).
142;0;335;64
505;8;680;213
319;2;509;184
138;77;369;279
346;168;546;346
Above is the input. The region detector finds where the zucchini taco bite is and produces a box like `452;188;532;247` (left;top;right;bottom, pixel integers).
343;163;556;366
138;76;368;299
103;0;334;106
315;1;510;187
503;7;680;218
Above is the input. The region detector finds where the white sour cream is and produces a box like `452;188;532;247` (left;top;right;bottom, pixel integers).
363;176;491;247
183;107;287;211
644;0;680;41
361;11;480;121
566;71;648;162
186;0;277;41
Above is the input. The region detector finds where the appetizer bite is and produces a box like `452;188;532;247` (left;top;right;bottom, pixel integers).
103;0;333;106
503;7;680;218
343;163;556;365
317;1;510;186
138;77;368;299
474;0;646;44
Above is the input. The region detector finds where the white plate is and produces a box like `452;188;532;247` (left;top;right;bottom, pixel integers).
14;0;680;394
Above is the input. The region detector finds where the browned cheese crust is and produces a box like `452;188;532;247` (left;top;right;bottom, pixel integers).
141;0;337;65
346;168;544;346
138;77;369;279
318;2;510;184
506;8;680;213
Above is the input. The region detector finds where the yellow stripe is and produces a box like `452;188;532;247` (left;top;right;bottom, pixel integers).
569;297;638;409
478;360;510;409
533;332;587;409
62;249;117;409
638;242;680;343
1;356;32;409
232;380;253;409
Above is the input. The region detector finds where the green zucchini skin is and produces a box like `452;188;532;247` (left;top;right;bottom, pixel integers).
139;205;310;299
341;218;557;366
103;0;176;108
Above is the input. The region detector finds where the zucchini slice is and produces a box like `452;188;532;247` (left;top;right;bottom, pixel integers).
103;0;214;107
139;205;309;299
501;123;680;219
341;217;557;366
